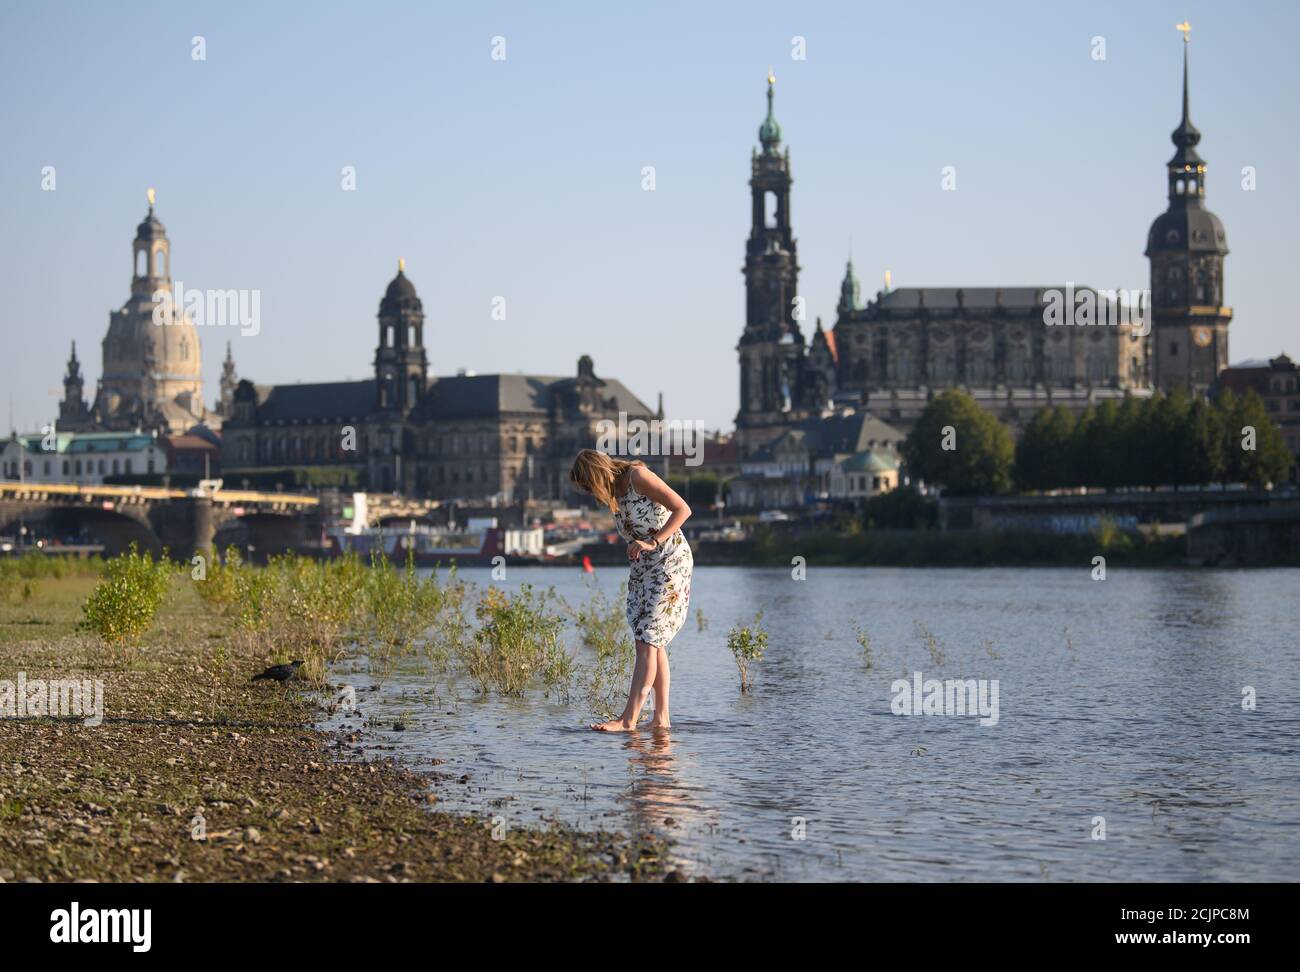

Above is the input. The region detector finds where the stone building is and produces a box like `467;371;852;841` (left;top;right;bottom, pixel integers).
57;193;221;436
221;265;657;501
1215;354;1300;481
735;42;1228;453
2;430;166;485
728;411;904;509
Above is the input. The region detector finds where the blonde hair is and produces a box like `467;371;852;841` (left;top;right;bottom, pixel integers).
569;449;644;512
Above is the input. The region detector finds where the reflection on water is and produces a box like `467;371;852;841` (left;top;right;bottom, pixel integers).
321;565;1300;881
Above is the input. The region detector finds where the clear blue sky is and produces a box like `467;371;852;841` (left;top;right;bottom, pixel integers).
2;0;1296;434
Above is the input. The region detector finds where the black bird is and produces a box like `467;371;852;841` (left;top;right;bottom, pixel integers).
251;660;304;683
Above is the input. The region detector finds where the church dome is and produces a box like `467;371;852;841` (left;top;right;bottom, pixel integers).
1145;206;1227;256
136;196;167;241
380;263;422;314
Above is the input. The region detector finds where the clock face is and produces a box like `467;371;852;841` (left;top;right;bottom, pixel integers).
1193;326;1213;348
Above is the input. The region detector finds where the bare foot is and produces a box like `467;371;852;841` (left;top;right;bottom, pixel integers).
650;717;671;730
590;718;636;732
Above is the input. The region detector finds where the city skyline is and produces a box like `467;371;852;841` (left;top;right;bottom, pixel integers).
2;0;1296;434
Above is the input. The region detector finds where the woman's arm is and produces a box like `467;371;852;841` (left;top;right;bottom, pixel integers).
630;464;691;544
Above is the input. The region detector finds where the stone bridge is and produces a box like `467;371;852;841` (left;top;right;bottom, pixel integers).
0;482;323;559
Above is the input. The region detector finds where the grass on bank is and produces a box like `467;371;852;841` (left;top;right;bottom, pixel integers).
0;568;673;883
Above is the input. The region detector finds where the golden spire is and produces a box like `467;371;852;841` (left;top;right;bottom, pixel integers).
146;187;156;208
398;257;405;273
767;65;776;85
1176;20;1191;43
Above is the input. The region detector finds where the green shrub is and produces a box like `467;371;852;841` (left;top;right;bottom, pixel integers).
80;544;173;646
727;612;768;693
461;584;571;698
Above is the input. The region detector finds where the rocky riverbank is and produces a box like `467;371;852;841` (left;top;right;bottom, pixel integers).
0;575;673;882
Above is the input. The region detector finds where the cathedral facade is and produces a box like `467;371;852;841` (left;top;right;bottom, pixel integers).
50;199;655;501
736;44;1229;453
221;264;657;502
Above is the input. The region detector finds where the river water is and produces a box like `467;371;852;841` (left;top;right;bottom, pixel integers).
320;565;1300;881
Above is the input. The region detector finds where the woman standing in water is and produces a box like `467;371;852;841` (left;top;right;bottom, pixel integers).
569;449;693;732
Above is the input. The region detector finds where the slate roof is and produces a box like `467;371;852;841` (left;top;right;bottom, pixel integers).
241;371;654;424
748;412;904;462
251;380;376;422
870;286;1078;313
420;374;653;420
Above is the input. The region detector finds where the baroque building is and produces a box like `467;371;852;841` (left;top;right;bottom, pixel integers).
1146;38;1231;393
221;264;657;501
736;43;1226;452
57;193;221;436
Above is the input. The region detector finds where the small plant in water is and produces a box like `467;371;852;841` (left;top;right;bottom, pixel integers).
460;584;572;698
913;620;945;667
853;622;873;670
727;611;768;693
574;583;633;721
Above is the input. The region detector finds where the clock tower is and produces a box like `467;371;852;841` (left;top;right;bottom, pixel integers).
1146;24;1231;394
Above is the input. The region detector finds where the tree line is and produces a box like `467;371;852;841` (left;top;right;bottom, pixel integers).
901;388;1292;496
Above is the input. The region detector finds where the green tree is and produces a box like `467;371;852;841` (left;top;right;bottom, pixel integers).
1079;399;1125;489
666;471;719;507
1145;388;1192;487
1015;405;1075;491
1218;389;1291;486
902;390;1014;495
1178;396;1226;485
1113;393;1146;489
861;486;938;529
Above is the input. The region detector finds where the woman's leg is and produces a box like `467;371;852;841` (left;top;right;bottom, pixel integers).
651;645;670;728
591;639;657;731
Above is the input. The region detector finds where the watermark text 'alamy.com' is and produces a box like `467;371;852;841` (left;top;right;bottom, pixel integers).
1;671;103;727
596;412;705;467
152;281;260;336
891;671;999;727
1042;283;1150;337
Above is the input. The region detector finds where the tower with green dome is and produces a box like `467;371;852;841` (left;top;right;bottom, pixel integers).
737;71;809;452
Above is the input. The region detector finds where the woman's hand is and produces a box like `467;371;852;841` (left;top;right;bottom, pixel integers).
627;539;655;561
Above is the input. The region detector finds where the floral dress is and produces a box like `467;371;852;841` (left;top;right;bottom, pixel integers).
614;480;693;647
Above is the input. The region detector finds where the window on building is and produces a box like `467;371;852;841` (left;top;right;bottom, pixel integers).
1169;342;1178;357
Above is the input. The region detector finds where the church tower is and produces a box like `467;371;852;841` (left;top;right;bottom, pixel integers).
91;191;206;433
218;341;238;418
736;72;806;452
373;259;428;415
1146;26;1231;394
58;341;91;429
